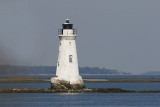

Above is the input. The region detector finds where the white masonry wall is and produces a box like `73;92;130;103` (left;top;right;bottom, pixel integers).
55;29;82;84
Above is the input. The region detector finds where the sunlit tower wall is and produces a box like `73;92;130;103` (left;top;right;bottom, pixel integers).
51;19;85;89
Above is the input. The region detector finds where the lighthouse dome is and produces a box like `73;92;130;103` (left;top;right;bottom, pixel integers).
63;19;73;29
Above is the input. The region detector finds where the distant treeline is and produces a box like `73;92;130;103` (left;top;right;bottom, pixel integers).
0;65;130;75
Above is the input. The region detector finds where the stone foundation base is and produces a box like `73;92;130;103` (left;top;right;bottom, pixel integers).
51;80;85;90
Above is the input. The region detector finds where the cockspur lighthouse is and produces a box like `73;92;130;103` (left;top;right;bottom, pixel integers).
51;19;85;89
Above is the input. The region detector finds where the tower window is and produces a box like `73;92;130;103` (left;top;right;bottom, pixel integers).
69;55;73;63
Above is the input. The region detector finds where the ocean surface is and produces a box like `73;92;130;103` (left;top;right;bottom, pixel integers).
0;93;160;107
1;74;160;79
0;82;160;91
0;75;160;107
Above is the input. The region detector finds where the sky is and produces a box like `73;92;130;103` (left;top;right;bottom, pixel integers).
0;0;160;74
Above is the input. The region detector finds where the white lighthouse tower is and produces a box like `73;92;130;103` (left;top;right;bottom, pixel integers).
51;19;85;89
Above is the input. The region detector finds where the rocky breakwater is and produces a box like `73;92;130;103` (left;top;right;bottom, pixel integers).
0;88;160;93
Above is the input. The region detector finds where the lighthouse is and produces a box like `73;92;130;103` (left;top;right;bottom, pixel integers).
51;19;85;89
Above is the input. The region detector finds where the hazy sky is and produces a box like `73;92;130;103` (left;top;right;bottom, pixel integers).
0;0;160;74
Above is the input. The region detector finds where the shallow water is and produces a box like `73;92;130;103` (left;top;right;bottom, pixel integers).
1;74;160;79
0;93;160;107
0;82;160;91
1;75;160;106
85;82;160;91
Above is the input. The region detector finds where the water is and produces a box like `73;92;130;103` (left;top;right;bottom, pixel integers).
0;82;50;89
1;74;160;91
0;75;160;106
0;93;160;107
1;74;160;79
82;75;160;80
85;82;160;91
0;82;160;91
